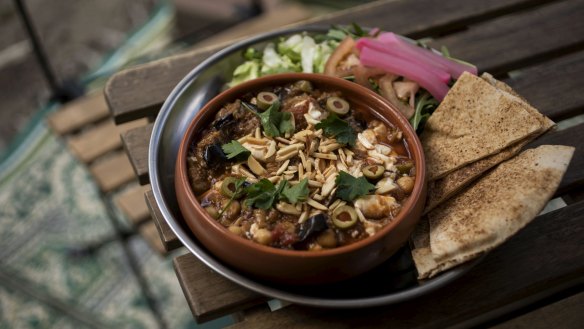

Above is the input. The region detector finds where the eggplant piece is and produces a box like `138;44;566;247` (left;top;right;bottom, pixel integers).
203;142;227;165
296;214;328;242
213;113;235;130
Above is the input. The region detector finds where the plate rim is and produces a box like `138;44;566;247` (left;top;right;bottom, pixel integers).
148;25;480;308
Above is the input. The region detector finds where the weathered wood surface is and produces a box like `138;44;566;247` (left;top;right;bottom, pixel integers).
174;254;267;323
121;123;153;184
103;0;584;326
427;0;584;75
114;185;151;225
88;152;135;193
145;190;182;251
47;92;110;134
229;201;584;328
105;0;558;123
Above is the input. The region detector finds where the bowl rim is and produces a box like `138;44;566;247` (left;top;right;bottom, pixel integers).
175;72;426;258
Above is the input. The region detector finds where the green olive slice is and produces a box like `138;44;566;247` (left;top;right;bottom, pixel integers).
221;177;244;198
294;80;313;92
257;91;278;110
326;96;350;115
363;164;385;181
395;161;414;175
332;205;358;229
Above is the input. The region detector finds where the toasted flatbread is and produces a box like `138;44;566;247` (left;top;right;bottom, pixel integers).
413;145;574;279
421;72;543;181
423;76;555;213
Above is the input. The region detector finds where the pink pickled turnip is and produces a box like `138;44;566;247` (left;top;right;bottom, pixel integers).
376;32;477;78
356;38;451;83
359;45;450;101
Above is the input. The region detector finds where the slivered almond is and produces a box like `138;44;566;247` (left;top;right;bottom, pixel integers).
321;173;337;197
283;170;297;175
276;202;302;215
298;163;304;179
314;129;323;137
275;137;292;144
277;143;304;155
276;160;290;175
308;139;319;155
255;127;261;139
308;180;323;188
247;156;266;176
320;143;342;153
267;176;280;183
307;198;328;211
298;150;308;169
314;152;337;160
355;207;367;222
275;150;298;162
239;167;257;180
297;211;309;224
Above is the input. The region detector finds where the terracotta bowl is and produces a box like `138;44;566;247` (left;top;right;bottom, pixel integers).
175;73;426;285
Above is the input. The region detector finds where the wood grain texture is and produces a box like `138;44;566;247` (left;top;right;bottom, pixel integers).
526;123;584;194
67;120;122;163
89;152;135;192
229;201;584;329
139;221;167;255
121;123;153;184
429;0;584;75
504;51;584;121
47;92;109;135
114;185;151;225
173;253;267;324
145;190;182;251
105;0;553;122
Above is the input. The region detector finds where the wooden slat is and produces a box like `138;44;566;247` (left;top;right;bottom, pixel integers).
492;292;584;329
429;0;584;75
145;190;182;251
121;123;153;184
139;221;167;255
67;120;122;163
504;51;584;121
67;118;149;163
47;92;109;135
174;254;266;323
105;0;553;123
527;124;584;194
114;185;151;225
89;152;135;192
311;0;553;39
229;201;584;328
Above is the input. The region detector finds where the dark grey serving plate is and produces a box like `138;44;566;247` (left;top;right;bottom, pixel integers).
149;26;479;308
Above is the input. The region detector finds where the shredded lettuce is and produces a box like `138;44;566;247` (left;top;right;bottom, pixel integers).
228;33;335;86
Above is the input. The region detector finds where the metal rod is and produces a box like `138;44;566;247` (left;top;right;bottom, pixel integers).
12;0;60;95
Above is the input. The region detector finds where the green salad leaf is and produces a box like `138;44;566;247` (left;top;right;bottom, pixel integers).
334;171;375;202
410;92;439;132
221;140;250;161
315;113;356;146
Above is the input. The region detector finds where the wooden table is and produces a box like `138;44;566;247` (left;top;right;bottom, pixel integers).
104;0;584;327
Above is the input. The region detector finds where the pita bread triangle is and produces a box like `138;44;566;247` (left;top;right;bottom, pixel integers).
421;72;543;181
412;145;574;279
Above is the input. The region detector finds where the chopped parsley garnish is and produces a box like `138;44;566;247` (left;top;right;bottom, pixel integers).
334;171;375;202
315;113;356;146
244;179;286;209
221;140;250;161
280;178;309;204
251;100;294;137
